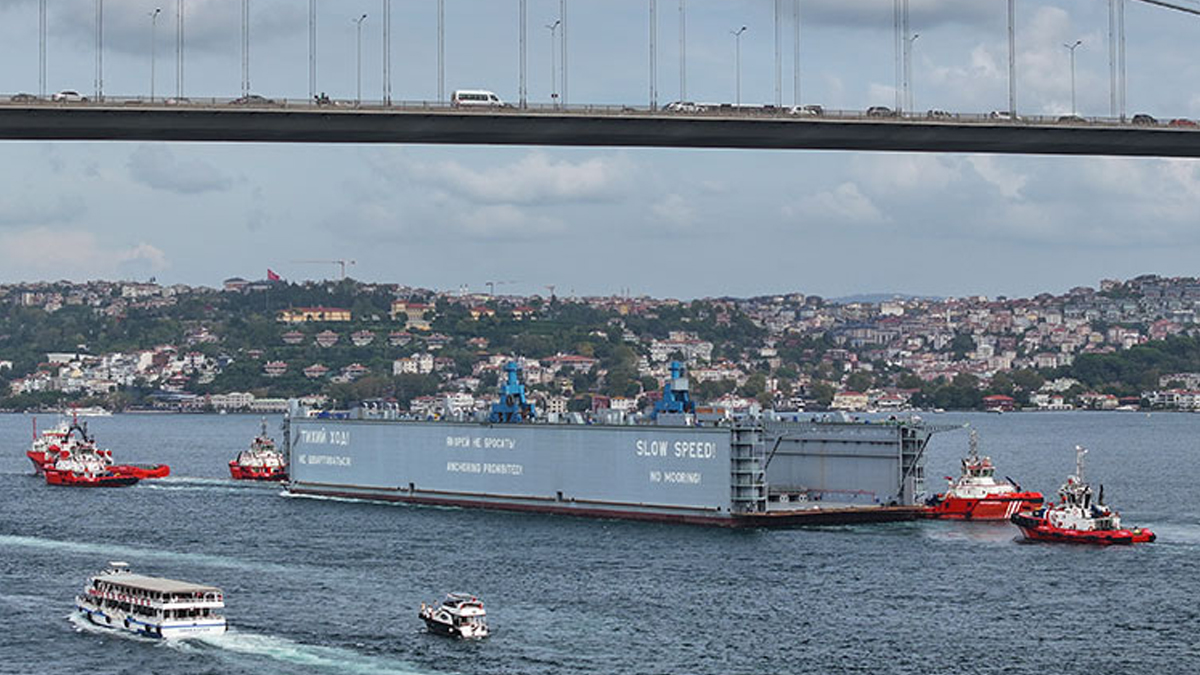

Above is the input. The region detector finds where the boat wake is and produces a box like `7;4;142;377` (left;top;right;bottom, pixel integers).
67;611;159;643
138;477;269;496
68;613;439;674
1143;522;1200;547
920;521;1016;545
187;630;438;675
0;534;296;574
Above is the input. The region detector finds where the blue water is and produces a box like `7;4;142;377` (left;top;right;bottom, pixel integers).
1;412;1197;674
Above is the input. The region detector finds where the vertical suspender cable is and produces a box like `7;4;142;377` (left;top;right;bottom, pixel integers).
560;0;567;106
177;0;185;98
650;0;657;110
794;0;801;106
384;0;392;104
519;0;526;108
1008;0;1017;116
39;0;47;98
679;0;686;102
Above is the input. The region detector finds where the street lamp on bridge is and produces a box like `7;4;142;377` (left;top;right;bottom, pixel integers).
546;19;561;107
731;26;747;106
149;8;162;102
903;32;919;115
354;14;368;105
1065;39;1083;116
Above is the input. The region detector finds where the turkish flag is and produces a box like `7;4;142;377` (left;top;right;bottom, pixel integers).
267;269;281;281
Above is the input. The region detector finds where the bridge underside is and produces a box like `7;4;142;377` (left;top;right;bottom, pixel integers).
2;107;1199;157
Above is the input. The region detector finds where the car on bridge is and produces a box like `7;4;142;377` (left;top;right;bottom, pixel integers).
989;110;1021;122
52;90;85;103
230;94;275;106
10;93;39;103
866;106;897;118
1057;114;1088;125
925;109;952;120
787;104;824;117
1169;118;1198;128
664;101;702;113
1131;113;1158;126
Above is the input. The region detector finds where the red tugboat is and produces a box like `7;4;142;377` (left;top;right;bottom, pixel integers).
28;417;169;484
27;418;75;475
1010;446;1156;545
229;419;288;481
925;430;1043;520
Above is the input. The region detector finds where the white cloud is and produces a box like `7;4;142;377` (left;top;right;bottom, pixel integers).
802;0;997;29
788;182;887;226
967;156;1028;200
128;145;233;194
0;228;169;280
41;0;303;57
411;152;635;206
650;193;697;231
852;154;961;195
0;194;83;227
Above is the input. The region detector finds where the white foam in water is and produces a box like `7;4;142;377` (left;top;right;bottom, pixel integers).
194;629;437;675
1146;522;1200;547
138;482;260;497
68;616;433;674
67;612;158;643
0;534;296;575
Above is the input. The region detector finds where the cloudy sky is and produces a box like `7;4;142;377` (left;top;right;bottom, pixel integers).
0;0;1199;299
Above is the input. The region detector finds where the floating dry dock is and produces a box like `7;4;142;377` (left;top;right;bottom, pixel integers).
285;363;955;527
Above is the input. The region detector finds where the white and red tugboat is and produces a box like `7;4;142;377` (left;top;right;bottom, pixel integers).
26;418;75;475
925;430;1044;520
44;448;140;487
419;593;489;639
1010;446;1156;545
29;417;169;485
229;419;288;481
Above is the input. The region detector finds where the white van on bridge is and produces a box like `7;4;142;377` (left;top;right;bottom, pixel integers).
451;90;505;108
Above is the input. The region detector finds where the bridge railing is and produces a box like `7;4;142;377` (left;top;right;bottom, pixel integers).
0;93;1192;131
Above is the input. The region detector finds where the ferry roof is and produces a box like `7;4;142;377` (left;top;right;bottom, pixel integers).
100;572;222;595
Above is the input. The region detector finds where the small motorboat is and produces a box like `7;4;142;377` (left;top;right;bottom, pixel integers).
1010;446;1155;545
419;593;489;639
925;430;1043;520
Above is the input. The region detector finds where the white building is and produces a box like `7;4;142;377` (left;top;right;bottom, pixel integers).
393;353;435;375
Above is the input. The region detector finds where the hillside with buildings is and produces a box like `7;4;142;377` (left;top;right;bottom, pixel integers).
3;274;1200;414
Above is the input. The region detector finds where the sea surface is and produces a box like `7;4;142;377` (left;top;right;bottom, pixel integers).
1;411;1197;675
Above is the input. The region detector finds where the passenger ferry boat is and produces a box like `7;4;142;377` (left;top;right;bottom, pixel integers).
76;562;227;638
27;417;169;483
925;430;1043;520
229;419;288;481
419;593;489;639
1010;446;1156;545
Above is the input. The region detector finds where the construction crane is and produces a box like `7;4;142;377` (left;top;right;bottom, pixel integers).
292;259;356;280
544;285;556;299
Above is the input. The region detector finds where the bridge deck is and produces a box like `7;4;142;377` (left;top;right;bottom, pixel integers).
2;105;1199;157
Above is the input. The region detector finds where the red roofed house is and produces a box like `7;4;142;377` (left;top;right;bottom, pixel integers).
983;394;1016;412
